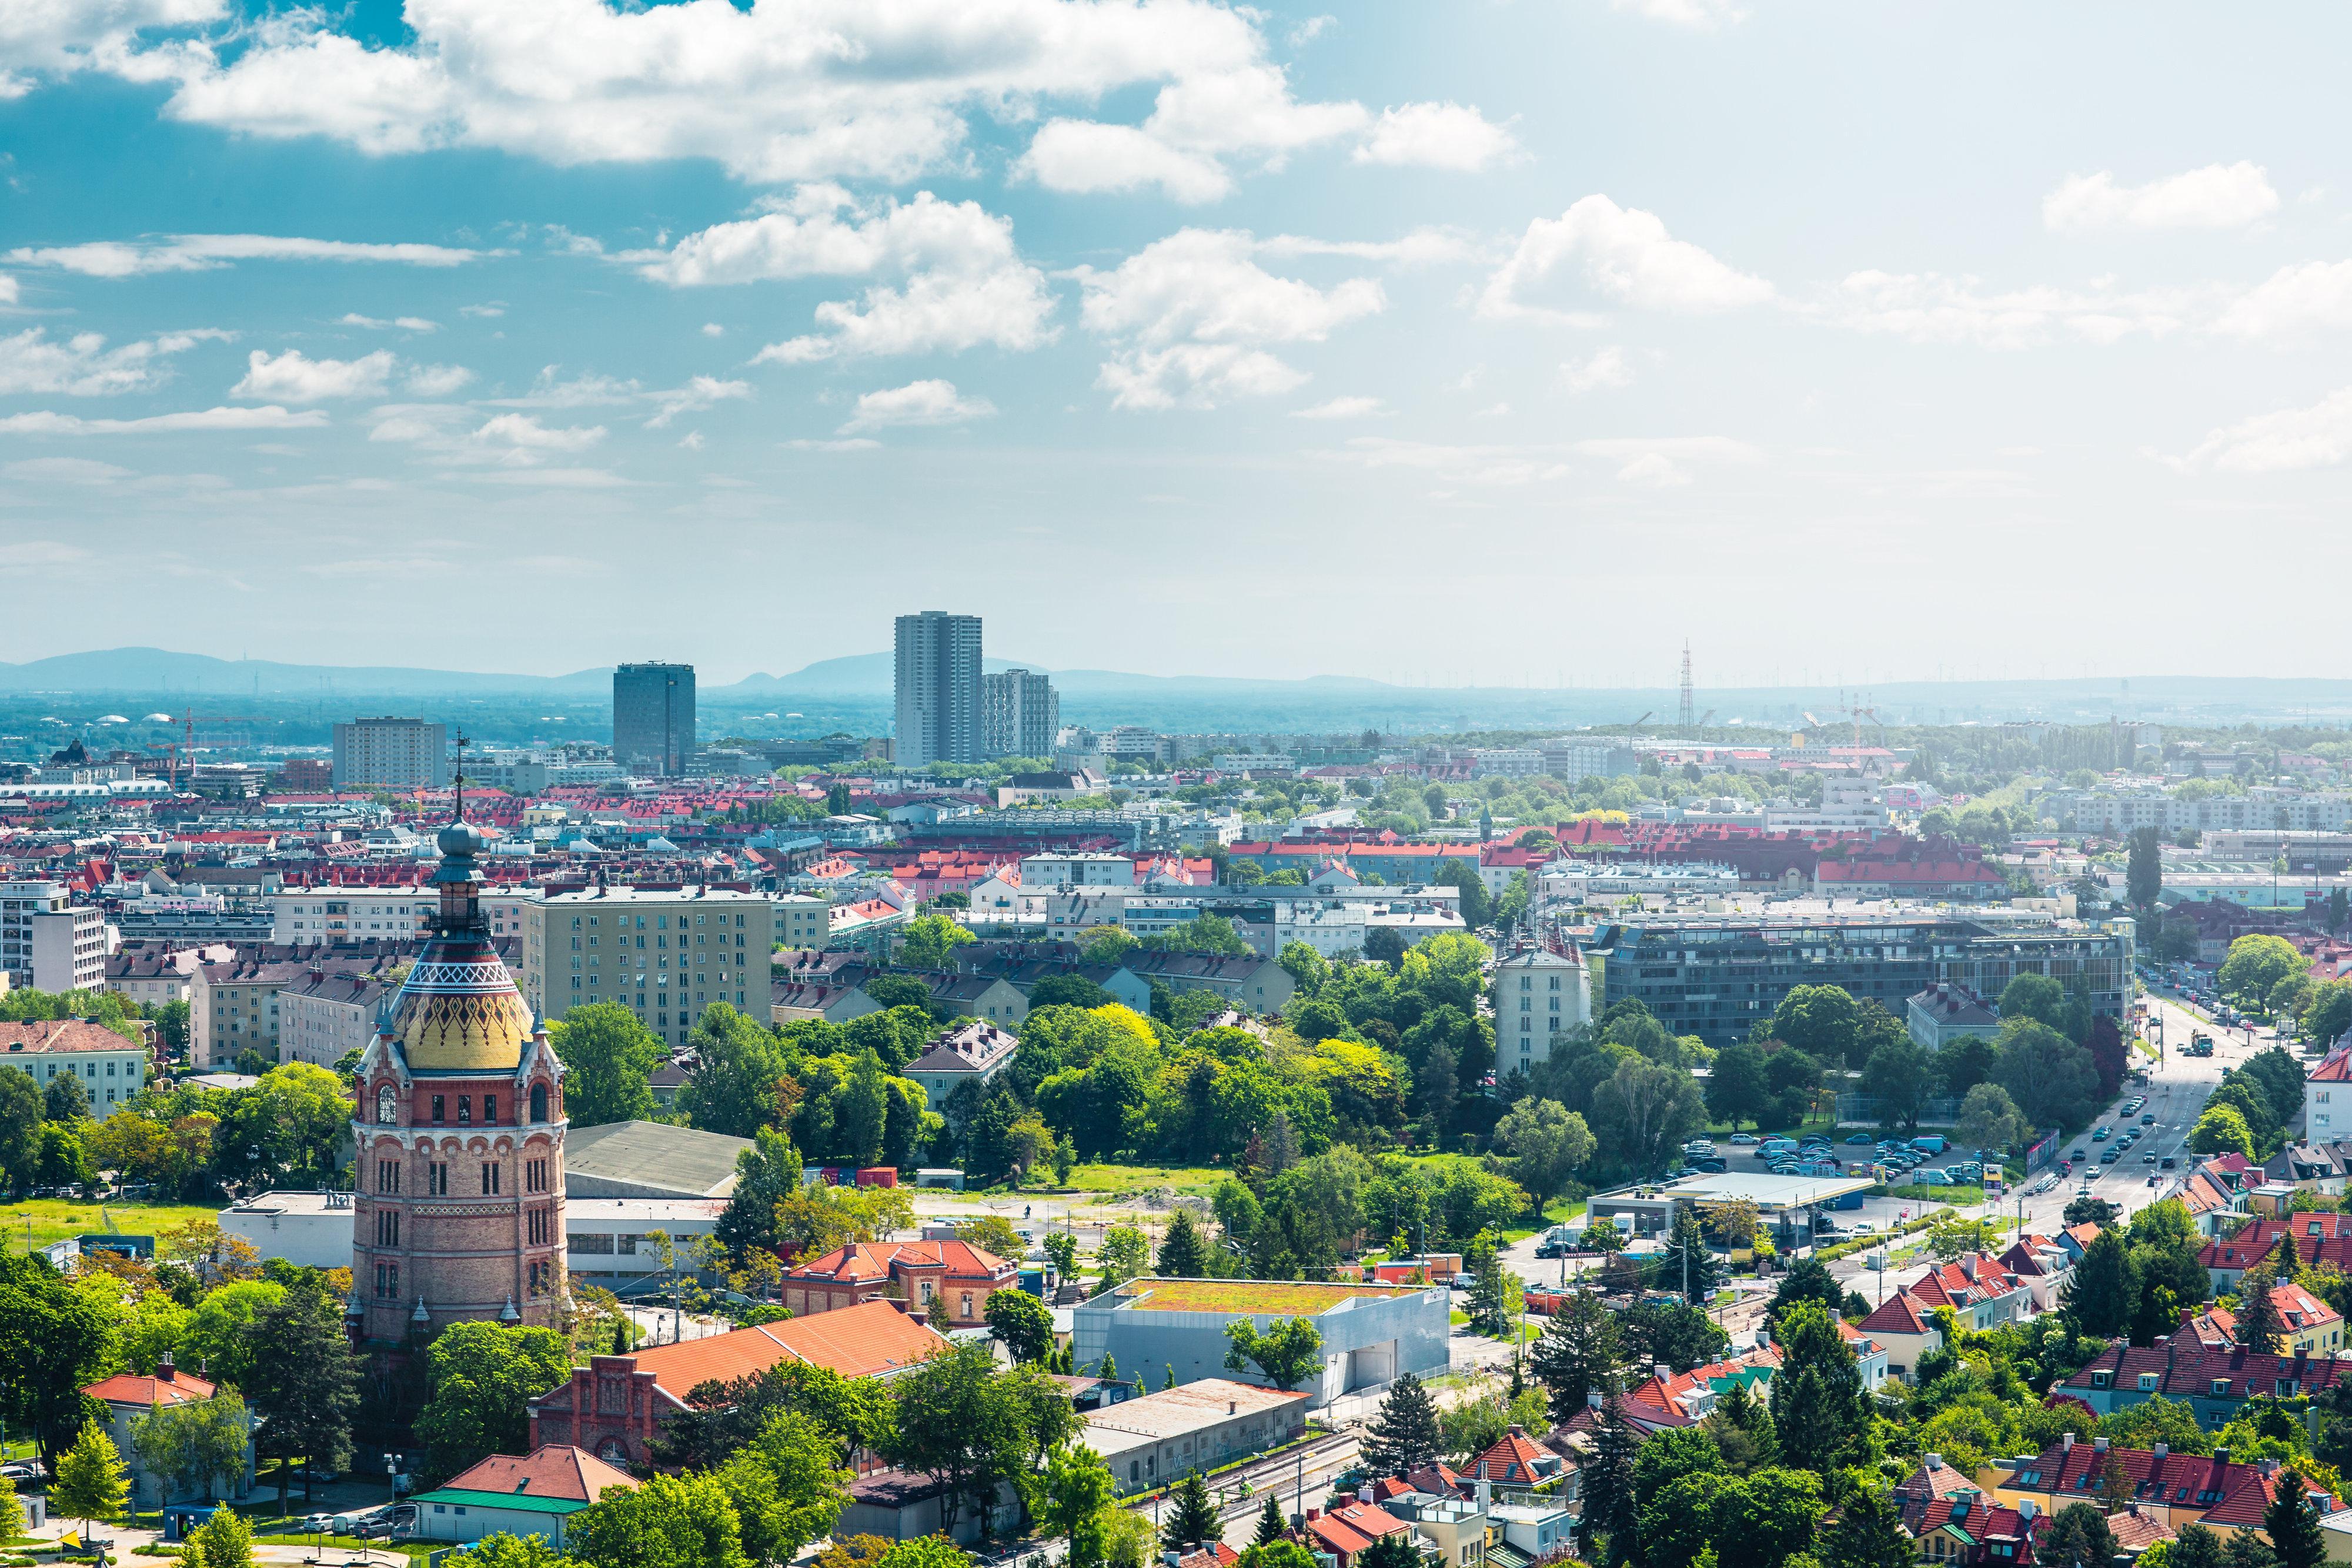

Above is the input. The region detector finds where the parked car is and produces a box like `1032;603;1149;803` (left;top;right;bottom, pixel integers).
1729;1134;1759;1145
1844;1134;1873;1145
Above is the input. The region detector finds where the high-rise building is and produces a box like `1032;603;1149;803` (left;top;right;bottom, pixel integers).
894;612;983;767
332;717;448;790
612;663;696;777
0;881;105;992
982;667;1059;759
518;885;776;1051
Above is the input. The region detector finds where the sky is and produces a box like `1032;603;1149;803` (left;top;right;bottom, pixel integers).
6;1;2352;688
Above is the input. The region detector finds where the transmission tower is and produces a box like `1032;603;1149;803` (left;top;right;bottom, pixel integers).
1678;640;1695;731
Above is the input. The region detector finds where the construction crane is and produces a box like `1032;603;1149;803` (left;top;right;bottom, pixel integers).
146;710;268;785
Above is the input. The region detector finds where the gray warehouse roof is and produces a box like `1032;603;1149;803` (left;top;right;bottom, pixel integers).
563;1119;751;1198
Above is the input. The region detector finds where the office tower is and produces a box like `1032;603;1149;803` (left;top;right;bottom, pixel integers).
332;717;449;789
982;668;1060;759
613;662;696;777
894;612;983;767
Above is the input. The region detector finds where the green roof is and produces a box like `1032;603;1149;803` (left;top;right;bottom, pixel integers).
407;1489;589;1516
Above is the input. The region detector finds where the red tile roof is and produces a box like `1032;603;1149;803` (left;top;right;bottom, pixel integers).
1626;1346;1783;1420
784;1239;1014;1286
618;1299;947;1394
2058;1338;2349;1405
2007;1439;2277;1530
1906;1254;2024;1311
85;1369;216;1406
2309;1044;2352;1082
1303;1500;1412;1559
1463;1426;1554;1484
0;1019;142;1056
438;1446;638;1503
1859;1290;1935;1336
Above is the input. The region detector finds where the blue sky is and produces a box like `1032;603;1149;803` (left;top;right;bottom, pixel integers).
6;1;2352;688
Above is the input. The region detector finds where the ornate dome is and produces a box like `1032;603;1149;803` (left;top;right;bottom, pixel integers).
383;816;534;1071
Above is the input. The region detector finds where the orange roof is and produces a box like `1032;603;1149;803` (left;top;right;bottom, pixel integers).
85;1369;216;1406
621;1299;947;1393
440;1446;637;1503
785;1239;1014;1285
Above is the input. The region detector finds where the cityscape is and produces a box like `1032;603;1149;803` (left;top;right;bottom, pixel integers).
10;5;2352;1568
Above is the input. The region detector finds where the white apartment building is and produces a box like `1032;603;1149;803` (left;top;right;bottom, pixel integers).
273;887;535;946
0;1018;149;1110
2043;787;2352;836
1763;781;1889;833
1491;942;1592;1071
1020;852;1135;888
1469;749;1545;777
277;972;390;1068
332;716;448;790
0;882;106;993
105;942;234;1007
771;894;830;949
521;886;777;1049
1538;739;1638;781
1211;753;1297;774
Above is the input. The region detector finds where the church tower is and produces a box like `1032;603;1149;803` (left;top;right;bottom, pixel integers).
352;818;566;1342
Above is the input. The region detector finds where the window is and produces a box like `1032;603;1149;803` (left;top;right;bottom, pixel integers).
375;1261;399;1298
527;1158;549;1193
377;1159;401;1193
527;1208;551;1246
429;1162;449;1196
376;1210;400;1246
531;1083;548;1122
431;1095;445;1124
484;1095;497;1125
482;1162;501;1195
458;1095;472;1125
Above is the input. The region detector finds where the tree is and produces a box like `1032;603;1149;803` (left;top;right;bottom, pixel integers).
1356;1535;1421;1568
52;1423;128;1538
415;1322;576;1485
131;1393;250;1506
2063;1193;2119;1228
1999;973;2070;1034
681;1005;795;1138
1937;1034;1999;1099
1576;1393;1641;1560
1819;1483;1911;1568
2088;1014;2129;1099
2041;1504;2117;1567
1161;1471;1219;1552
1955;1082;2029;1154
573;1471;750;1568
1772;986;1863;1070
721;1410;851;1566
1099;1226;1152;1285
1224;1318;1324;1392
0;1067;42;1189
1993;1019;2099;1128
0;1254;118;1466
1361;1372;1442;1476
1770;1302;1869;1476
182;1279;285;1390
1659;1205;1722;1305
1529;1289;1625;1422
884;1345;1073;1541
2191;1104;2256;1158
1591;1058;1707;1177
2128;827;2164;909
2266;1468;2327;1568
1028;1443;1116;1568
1705;1042;1774;1133
1254;1495;1287;1547
550;1003;662;1128
44;1069;89;1124
2066;1229;2137;1338
1157;1208;1210;1279
716;1125;804;1261
898;915;978;971
1770;1258;1847;1323
186;1498;255;1568
984;1289;1055;1365
1861;1038;1936;1133
2236;1268;2288;1355
1702;1377;1777;1473
243;1273;360;1506
1464;1245;1518;1338
1493;1098;1594;1215
2221;935;2304;1008
2304;981;2352;1052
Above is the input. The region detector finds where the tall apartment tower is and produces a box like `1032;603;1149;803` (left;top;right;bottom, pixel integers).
893;612;983;767
332;717;449;790
612;663;696;777
981;668;1059;759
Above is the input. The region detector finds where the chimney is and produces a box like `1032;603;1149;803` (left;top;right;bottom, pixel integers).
1926;1453;1943;1470
2061;1433;2073;1453
2093;1437;2108;1453
2017;1499;2037;1522
2214;1449;2231;1467
1306;1509;1320;1523
1959;1255;1977;1280
158;1351;175;1382
1230;1400;1238;1415
1358;1486;1374;1506
2154;1443;2168;1462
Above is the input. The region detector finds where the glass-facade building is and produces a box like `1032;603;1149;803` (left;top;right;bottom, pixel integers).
612;662;696;777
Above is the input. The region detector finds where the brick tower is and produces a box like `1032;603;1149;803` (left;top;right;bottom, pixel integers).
351;817;566;1342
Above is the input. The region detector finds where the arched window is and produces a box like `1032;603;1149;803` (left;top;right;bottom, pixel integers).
376;1085;397;1124
530;1082;549;1123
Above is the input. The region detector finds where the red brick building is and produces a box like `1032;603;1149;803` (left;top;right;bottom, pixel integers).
781;1238;1018;1329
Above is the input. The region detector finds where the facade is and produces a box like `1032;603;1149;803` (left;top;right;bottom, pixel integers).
2057;1338;2348;1424
1586;910;2134;1048
193;946;409;1068
1073;1278;1449;1410
1538;739;1638;780
104;942;231;1007
83;1361;252;1508
894;611;984;768
780;1238;1018;1329
0;1019;149;1112
278;972;390;1069
771;893;830;949
561;1198;725;1284
350;821;569;1341
1078;1378;1309;1495
1907;982;2003;1052
1989;1436;2283;1542
901;1021;1019;1109
982;667;1059;759
520;885;774;1049
409;1446;636;1549
1489;941;1591;1074
612;662;697;777
0;881;103;992
2308;1045;2352;1145
332;716;449;790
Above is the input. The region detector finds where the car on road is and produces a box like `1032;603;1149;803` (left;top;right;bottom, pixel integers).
2102;1148;2121;1163
2160;1156;2177;1169
2141;1114;2157;1125
2093;1128;2112;1141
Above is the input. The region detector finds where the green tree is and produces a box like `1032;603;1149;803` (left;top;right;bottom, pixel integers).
186;1497;255;1568
1224;1318;1325;1392
885;1344;1074;1540
1591;1058;1707;1177
131;1393;250;1505
1705;1042;1774;1133
550;1003;662;1128
154;998;192;1055
2127;827;2164;909
716;1125;804;1260
1770;1302;1869;1476
1253;1495;1287;1547
680;1005;794;1138
1098;1226;1152;1285
2236;1268;2288;1355
2220;934;2304;1008
1936;1034;1999;1099
1576;1390;1640;1561
1028;1443;1116;1568
1955;1082;2029;1154
0;1253;118;1466
984;1289;1055;1365
415;1322;576;1485
2303;981;2352;1052
243;1273;360;1506
1993;1018;2099;1128
720;1410;851;1566
1493;1097;1595;1215
1530;1289;1625;1423
44;1070;89;1124
2066;1229;2137;1339
574;1471;750;1568
1161;1471;1219;1552
1360;1371;1442;1476
1702;1378;1778;1473
2039;1504;2117;1568
0;1067;44;1189
2103;1395;2209;1456
1860;1038;1936;1134
1659;1205;1723;1305
1157;1208;1210;1279
1464;1244;1518;1338
1356;1535;1420;1568
898;914;978;970
2267;1467;2327;1568
52;1422;129;1539
1278;941;1329;999
1771;986;1863;1070
2190;1103;2256;1158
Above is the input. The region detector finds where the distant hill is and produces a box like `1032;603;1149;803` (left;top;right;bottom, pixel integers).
0;647;611;697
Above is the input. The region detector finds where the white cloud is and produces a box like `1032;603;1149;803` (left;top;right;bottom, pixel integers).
1018;59;1368;202
471;467;629;487
0;275;17;306
1294;396;1388;419
1824;270;2207;348
1075;228;1384;409
1573;434;1760;486
786;437;881;452
472;413;606;453
2174;386;2352;473
340;313;439;332
5;233;483;278
1611;0;1747;29
642;186;1056;364
1021;121;1234;204
2;457;133;484
0;540;93;567
0;405;328;434
677;431;705;451
460;302;506;318
1262;228;1481;266
0;0;223;96
1481;195;1773;321
840;379;996;433
2210;260;2352;340
646;375;751;429
0;326;212;396
1289;15;1335;45
404;363;475;396
1352;102;1518;172
231;347;395;401
1562;345;1633;393
2043;162;2278;233
700;323;724;338
487;367;640;407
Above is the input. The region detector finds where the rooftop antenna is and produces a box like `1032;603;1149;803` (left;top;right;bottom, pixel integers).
452;728;470;823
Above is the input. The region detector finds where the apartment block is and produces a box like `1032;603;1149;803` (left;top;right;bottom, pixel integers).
613;663;696;777
0;882;105;993
894;611;983;768
981;667;1059;759
522;886;776;1049
332;717;448;790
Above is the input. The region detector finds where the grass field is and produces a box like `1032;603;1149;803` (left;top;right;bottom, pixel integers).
0;1199;218;1252
1057;1164;1230;1197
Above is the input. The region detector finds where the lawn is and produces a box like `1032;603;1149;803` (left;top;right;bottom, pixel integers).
1126;1278;1425;1313
0;1199;216;1252
1055;1164;1230;1198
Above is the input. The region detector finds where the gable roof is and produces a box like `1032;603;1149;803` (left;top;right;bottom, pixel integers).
1626;1346;1782;1420
1907;1255;2024;1311
437;1445;637;1505
84;1368;216;1406
784;1238;1015;1286
2057;1337;2350;1405
603;1299;948;1399
1859;1289;1935;1337
2005;1438;2276;1530
1464;1426;1555;1485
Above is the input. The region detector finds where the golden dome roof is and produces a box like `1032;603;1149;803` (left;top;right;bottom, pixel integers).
385;954;534;1071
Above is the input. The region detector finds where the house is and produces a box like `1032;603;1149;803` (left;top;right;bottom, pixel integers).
2261;1140;2352;1197
900;1021;1019;1111
0;1018;152;1114
837;1468;1021;1545
2054;1222;2104;1264
1486;1500;1576;1565
83;1358;253;1509
529;1299;947;1465
1988;1435;2292;1543
1906;1253;2030;1331
1840;1318;1893;1392
1078;1378;1309;1495
1626;1346;1782;1422
1894;1452;1987;1539
1906;983;2003;1053
407;1447;636;1548
1120;951;1297;1011
1907;1487;2052;1566
1857;1290;1941;1383
915;972;1030;1025
2174;1165;2254;1237
2308;1044;2352;1145
2199;1213;2352;1292
770;977;884;1026
2178;1279;2344;1356
1299;1498;1416;1568
1462;1426;1562;1487
781;1238;1020;1329
2056;1336;2349;1424
1996;1235;2077;1312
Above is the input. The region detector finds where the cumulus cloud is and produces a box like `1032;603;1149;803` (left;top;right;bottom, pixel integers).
404;363;475;396
2209;260;2352;340
638;186;1055;365
1561;345;1633;393
1480;195;1773;321
2043;162;2278;233
1020;62;1368;202
0;326;215;396
341;313;439;332
1075;228;1385;409
231;347;395;401
839;379;995;432
473;413;605;452
486;367;640;407
0;275;17;306
0;405;326;434
1352;102;1519;171
5;233;483;278
2174;386;2352;473
1294;396;1388;419
646;375;751;429
0;0;224;96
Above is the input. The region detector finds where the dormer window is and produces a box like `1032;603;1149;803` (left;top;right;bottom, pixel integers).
2092;1371;2112;1389
2139;1373;2158;1390
2211;1378;2231;1397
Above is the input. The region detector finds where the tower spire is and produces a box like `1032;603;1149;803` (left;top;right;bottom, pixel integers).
451;727;470;823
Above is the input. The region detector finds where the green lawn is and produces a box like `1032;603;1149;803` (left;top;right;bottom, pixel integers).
1054;1163;1230;1198
0;1199;217;1252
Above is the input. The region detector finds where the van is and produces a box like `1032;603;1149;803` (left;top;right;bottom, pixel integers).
1910;1135;1947;1154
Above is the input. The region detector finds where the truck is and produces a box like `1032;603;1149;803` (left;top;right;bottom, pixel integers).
2188;1032;2214;1057
1910;1135;1947;1154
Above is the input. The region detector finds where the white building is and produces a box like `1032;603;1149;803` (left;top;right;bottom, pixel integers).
273;886;534;946
1020;852;1135;888
1491;942;1591;1072
1763;781;1889;833
1469;750;1545;778
277;972;390;1068
2310;1046;2352;1145
1538;739;1637;781
0;882;105;993
901;1021;1018;1110
332;716;447;790
0;1018;149;1111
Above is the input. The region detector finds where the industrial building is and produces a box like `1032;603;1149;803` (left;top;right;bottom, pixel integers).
1071;1278;1448;1410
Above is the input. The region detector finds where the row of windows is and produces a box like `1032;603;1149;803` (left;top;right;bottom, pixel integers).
377;1084;553;1125
569;912;753;930
571;932;747;950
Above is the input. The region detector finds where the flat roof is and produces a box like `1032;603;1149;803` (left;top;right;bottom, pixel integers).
1108;1278;1431;1315
1082;1379;1307;1444
564;1120;750;1197
1605;1172;1876;1210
